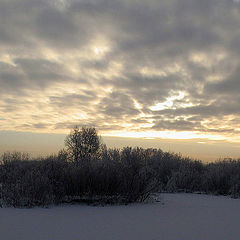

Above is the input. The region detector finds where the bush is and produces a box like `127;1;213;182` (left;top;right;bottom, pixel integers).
166;159;204;193
1;138;240;208
0;155;67;207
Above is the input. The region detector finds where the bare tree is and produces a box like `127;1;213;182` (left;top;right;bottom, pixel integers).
65;126;101;164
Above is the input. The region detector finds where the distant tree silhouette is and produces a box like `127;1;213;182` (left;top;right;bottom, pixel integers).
65;126;101;164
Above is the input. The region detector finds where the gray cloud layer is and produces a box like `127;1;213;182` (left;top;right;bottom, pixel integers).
0;0;240;140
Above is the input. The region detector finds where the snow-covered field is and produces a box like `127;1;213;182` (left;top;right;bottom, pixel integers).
1;193;240;240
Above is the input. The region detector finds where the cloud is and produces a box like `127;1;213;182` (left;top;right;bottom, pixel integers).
97;91;140;118
0;0;240;141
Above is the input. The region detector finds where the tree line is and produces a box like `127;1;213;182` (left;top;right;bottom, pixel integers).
0;127;240;207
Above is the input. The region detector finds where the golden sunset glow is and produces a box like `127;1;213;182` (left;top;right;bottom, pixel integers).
103;130;218;140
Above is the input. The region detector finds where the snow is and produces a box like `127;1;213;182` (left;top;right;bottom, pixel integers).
1;193;240;240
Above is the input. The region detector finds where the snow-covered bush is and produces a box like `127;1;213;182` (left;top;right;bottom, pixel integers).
202;159;240;195
1;146;240;208
0;154;67;207
166;159;204;193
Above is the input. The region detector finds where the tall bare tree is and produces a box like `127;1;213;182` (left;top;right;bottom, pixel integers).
65;126;101;164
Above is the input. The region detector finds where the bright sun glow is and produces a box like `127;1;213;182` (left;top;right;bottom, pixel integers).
93;47;108;55
90;35;111;58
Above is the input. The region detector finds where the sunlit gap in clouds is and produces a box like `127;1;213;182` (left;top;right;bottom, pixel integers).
102;130;226;141
149;91;192;111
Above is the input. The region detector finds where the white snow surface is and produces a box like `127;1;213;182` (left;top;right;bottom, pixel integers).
1;193;240;240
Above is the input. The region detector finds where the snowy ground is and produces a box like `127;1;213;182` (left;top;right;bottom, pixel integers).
1;193;240;240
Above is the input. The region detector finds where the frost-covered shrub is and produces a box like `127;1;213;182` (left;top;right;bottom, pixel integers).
117;147;159;202
150;151;182;189
1;149;240;208
166;160;204;193
0;155;67;207
202;159;240;195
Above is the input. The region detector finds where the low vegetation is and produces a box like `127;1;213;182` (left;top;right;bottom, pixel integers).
1;127;240;207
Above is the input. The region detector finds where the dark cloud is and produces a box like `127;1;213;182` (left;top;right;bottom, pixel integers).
32;123;49;129
98;91;140;118
152;118;239;134
0;58;70;95
14;58;68;86
82;59;110;71
205;66;240;95
115;73;185;107
0;62;25;91
49;92;96;108
153;119;201;131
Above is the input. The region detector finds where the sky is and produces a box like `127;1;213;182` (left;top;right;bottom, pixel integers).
0;0;240;162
